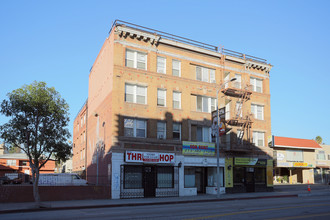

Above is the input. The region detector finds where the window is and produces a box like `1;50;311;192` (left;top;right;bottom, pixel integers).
253;131;264;146
328;154;330;160
235;102;242;117
124;166;142;189
237;129;243;145
317;151;326;160
233;167;245;184
196;96;216;113
173;91;181;109
125;50;147;70
251;104;264;120
172;60;181;77
173;123;181;140
255;168;266;184
207;167;224;187
287;149;303;162
250;77;263;93
196;66;215;83
157;89;166;107
157;166;173;188
234;74;241;89
124;118;147;138
225;102;231;120
6;160;16;166
157;122;166;139
197;126;211;142
125;84;147;104
184;167;195;187
157;56;166;74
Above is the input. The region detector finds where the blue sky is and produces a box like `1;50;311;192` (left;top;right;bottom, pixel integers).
0;0;329;144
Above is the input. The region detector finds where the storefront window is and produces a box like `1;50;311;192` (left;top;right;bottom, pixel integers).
184;167;195;187
124;166;142;189
157;166;173;188
207;167;224;187
233;167;245;184
255;168;266;184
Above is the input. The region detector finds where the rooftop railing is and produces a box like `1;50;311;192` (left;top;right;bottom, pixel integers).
109;20;268;64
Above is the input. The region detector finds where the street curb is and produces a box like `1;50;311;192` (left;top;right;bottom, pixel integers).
0;194;297;214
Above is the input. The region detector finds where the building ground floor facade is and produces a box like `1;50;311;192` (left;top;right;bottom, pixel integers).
274;165;315;184
109;150;273;199
314;167;330;184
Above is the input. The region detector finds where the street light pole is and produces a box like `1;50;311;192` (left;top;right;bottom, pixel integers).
216;77;236;198
95;113;100;186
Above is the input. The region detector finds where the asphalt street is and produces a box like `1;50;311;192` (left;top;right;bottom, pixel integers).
1;194;330;220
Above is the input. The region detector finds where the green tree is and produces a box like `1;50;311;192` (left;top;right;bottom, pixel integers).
0;81;71;206
315;136;323;145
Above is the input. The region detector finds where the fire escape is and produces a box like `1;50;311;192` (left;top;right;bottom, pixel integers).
221;81;253;151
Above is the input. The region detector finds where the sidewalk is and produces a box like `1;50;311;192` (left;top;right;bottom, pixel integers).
1;184;330;214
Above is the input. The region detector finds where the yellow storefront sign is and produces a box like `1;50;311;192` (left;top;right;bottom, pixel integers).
293;162;308;167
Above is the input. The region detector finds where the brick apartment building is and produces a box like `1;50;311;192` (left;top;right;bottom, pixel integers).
0;144;56;179
73;20;273;199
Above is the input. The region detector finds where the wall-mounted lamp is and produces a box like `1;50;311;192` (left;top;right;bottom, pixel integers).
178;162;182;168
227;165;232;170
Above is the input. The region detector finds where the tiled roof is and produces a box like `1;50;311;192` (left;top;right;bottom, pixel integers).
274;136;322;149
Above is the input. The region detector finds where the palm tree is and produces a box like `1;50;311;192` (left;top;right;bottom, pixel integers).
315;136;323;144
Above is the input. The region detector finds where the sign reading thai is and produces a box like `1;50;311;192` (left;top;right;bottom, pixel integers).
125;151;175;164
182;141;215;156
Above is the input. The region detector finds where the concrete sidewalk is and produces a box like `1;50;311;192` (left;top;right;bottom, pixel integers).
1;184;329;214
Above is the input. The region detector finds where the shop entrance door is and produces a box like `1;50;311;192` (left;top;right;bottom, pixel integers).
143;166;156;197
245;168;255;192
195;167;206;193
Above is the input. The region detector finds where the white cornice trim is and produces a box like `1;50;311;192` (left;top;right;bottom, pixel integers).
114;40;270;79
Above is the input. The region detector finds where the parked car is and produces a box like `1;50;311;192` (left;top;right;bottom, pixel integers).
0;176;11;185
12;177;22;184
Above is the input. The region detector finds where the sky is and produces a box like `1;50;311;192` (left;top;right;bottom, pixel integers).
0;0;329;144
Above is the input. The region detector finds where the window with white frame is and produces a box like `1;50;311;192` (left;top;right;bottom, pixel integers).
197;126;211;142
237;129;243;145
250;77;263;93
125;50;147;70
157;89;166;107
172;60;181;77
317;151;326;160
251;104;264;120
173;123;181;140
286;149;303;162
157;121;166;140
196;96;216;113
173;91;181;109
234;74;241;89
196;66;215;83
6;160;16;166
225;102;231;120
124;118;147;138
235;102;243;117
252;131;264;147
125;84;147;104
157;56;166;74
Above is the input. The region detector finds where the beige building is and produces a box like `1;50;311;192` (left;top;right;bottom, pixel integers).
273;136;322;184
73;20;273;198
314;144;330;184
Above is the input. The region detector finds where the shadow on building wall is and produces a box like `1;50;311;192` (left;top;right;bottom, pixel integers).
85;111;271;186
